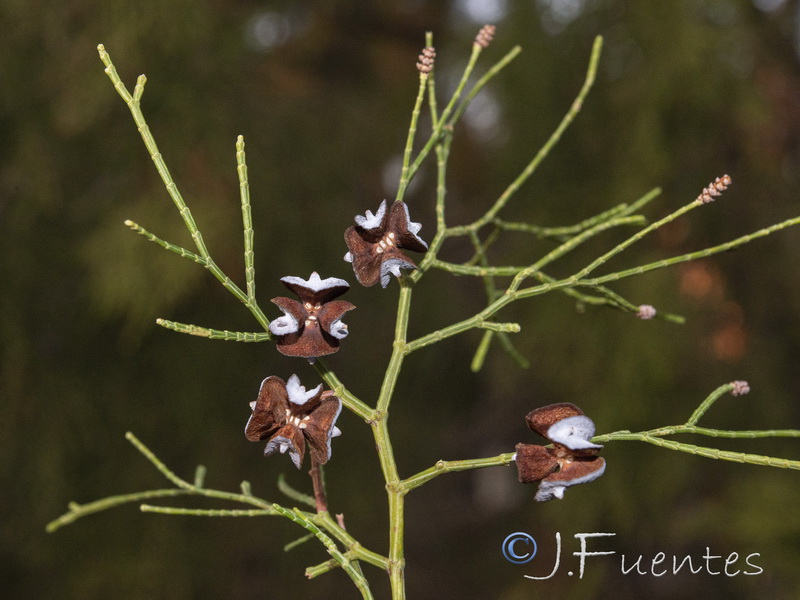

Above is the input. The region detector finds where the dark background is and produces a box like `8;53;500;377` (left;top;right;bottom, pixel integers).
3;1;800;598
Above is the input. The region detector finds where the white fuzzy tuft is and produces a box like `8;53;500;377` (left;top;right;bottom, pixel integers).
285;374;322;405
328;318;349;340
281;272;350;293
269;312;299;336
547;416;602;450
354;200;387;230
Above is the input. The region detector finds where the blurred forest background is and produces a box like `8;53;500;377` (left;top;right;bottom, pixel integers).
3;0;800;598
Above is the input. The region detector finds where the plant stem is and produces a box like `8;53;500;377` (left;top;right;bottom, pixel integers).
402;453;516;491
313;358;375;422
237;136;256;303
405;42;482;183
395;70;429;203
46;489;191;533
274;505;375;600
594;431;800;470
309;459;328;513
156;319;271;342
448;35;603;235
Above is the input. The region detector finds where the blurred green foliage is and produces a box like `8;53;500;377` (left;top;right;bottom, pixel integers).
3;1;800;598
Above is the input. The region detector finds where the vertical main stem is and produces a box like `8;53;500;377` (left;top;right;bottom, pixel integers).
375;418;406;599
373;279;414;599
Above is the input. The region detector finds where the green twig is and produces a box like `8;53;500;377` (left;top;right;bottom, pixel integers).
98;45;270;331
591;383;800;470
47;432;277;532
313;358;375;422
277;473;317;509
449;35;603;235
685;382;738;426
448;45;522;127
406;36;491;183
140;505;275;517
396;67;430;203
273;505;374;600
124;220;206;265
46;489;190;533
285;533;316;552
596;432;800;470
579;215;800;288
402;453;516;492
156;319;271;342
237;136;256;303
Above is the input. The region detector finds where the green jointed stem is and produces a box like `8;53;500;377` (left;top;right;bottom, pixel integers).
617;186;663;217
413;130;452;278
313;358;375;422
470;330;495;372
46;489;190;533
431;212;645;279
568;199;701;286
306;557;352;579
465;228;530;369
193;465;207;487
98;47;209;258
99;45;270;330
600;434;800;470
372;279;414;599
402;453;516;491
466;229;504;371
237;136;256;303
124;220;206;265
448;45;522;127
125;431;194;491
685;382;736;426
273;505;375;600
450;35;603;235
406;40;483;183
156;319;271;342
649;426;800;439
141;505;275;517
581;214;800;288
424;32;439;127
395;70;429;203
478;321;521;333
47;432;277;532
284;533;315;552
277;473;317;509
528;216;646;273
491;186;659;240
465;227;502;267
313;511;389;570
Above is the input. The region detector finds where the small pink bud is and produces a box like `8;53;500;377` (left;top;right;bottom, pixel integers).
730;380;750;396
636;304;657;320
